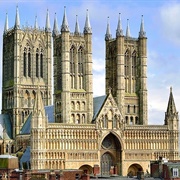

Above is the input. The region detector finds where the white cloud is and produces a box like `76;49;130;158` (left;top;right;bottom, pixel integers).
160;2;180;45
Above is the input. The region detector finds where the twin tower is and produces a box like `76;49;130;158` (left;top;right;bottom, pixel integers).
2;7;147;138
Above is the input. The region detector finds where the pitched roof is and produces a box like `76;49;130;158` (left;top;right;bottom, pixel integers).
20;105;54;135
93;95;107;120
0;114;12;139
20;146;30;163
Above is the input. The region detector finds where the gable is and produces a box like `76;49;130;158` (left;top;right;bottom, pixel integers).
94;94;124;130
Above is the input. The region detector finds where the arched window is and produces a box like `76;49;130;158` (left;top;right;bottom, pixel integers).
127;105;130;113
23;51;27;76
125;116;128;124
135;117;139;124
132;51;136;77
78;47;83;74
70;46;75;74
28;52;31;77
125;50;129;76
40;53;43;78
36;53;39;77
130;116;133;125
134;105;136;113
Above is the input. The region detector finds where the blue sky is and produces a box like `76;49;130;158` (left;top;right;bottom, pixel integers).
0;0;180;125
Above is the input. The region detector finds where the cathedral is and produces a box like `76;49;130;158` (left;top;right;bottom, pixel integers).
0;6;179;177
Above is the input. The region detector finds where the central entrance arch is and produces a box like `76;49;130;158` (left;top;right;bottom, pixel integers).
100;133;122;176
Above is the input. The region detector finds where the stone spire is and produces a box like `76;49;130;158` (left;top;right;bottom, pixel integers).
126;19;131;37
34;15;38;29
105;17;112;41
52;13;59;36
84;9;92;34
45;9;51;32
33;87;45;117
4;13;9;33
164;87;179;125
139;15;146;38
74;15;80;35
166;87;177;115
116;13;123;37
14;5;20;29
61;6;69;32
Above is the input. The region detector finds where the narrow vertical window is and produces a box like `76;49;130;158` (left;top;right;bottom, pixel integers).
125;50;129;76
23;52;26;76
28;52;31;77
132;51;136;77
40;54;43;77
36;53;39;77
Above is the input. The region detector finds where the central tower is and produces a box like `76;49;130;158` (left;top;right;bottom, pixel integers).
53;9;93;124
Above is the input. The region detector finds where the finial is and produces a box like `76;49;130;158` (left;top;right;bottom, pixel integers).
126;19;131;38
139;15;146;38
14;5;20;29
75;15;80;35
45;9;51;32
4;12;9;33
61;6;69;32
84;9;92;34
170;86;172;93
116;13;123;37
34;15;38;29
105;16;112;41
52;13;59;36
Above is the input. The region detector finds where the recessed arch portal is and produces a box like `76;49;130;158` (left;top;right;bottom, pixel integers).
79;164;93;174
100;133;122;176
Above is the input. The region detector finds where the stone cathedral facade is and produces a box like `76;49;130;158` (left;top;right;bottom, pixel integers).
0;7;179;177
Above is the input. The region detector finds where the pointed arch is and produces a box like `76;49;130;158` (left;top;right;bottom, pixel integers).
70;45;76;89
124;49;129;76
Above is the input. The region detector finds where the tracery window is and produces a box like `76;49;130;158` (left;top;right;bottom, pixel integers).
28;52;31;77
23;50;27;76
36;52;39;77
132;51;136;77
40;53;43;78
70;46;75;88
125;50;129;76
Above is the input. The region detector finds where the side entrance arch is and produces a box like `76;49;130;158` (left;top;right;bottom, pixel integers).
127;164;143;177
100;133;122;176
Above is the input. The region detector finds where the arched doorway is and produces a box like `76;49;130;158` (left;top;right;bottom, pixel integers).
127;164;143;177
79;164;93;174
100;133;122;176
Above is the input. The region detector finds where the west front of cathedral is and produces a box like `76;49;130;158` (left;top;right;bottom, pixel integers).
0;7;179;177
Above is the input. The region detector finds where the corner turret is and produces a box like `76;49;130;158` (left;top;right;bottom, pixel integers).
164;87;179;130
61;6;69;32
139;15;146;38
84;9;92;34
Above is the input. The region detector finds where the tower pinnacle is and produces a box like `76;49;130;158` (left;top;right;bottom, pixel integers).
84;9;92;34
75;15;80;35
34;15;38;29
105;17;112;41
14;6;20;29
139;15;146;38
45;9;51;32
4;13;9;33
61;6;69;32
116;13;123;37
52;13;59;36
126;19;131;37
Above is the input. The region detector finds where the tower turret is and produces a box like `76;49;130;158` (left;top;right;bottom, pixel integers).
116;13;123;37
105;17;112;41
138;15;148;124
45;9;51;32
165;87;179;129
4;13;8;33
126;19;130;37
34;16;38;29
74;15;80;35
84;9;92;34
61;6;69;32
52;13;59;37
14;6;20;29
31;87;47;170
